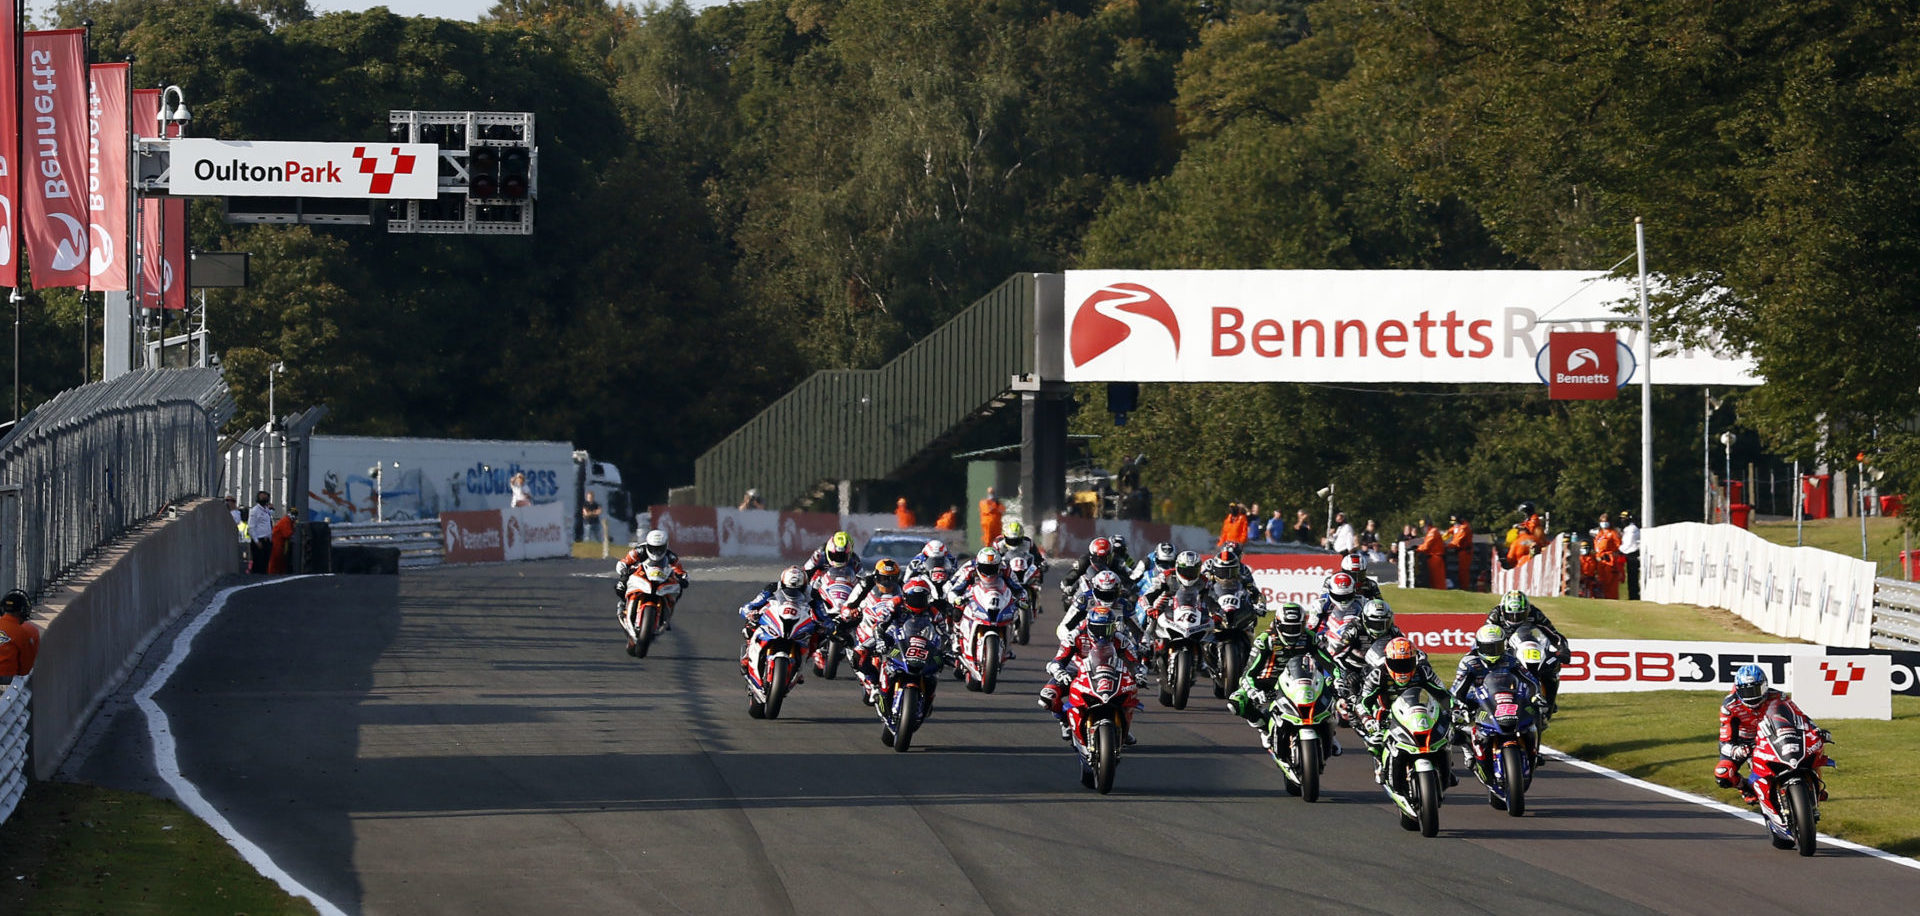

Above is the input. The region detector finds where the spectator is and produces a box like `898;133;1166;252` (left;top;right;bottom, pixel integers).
1247;503;1264;541
227;496;248;564
581;492;604;542
738;488;766;511
1620;509;1642;600
894;497;917;528
1359;519;1384;563
0;591;41;684
509;472;533;508
1416;517;1449;588
936;505;961;530
1218;502;1249;548
979;487;1005;546
1265;508;1287;544
270;509;298;574
1291;509;1313;545
1398;523;1418;554
248;491;274;573
1329;511;1357;552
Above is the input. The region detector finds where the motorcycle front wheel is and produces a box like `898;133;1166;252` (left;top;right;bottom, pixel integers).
981;634;1004;694
1786;780;1818;856
635;605;659;658
1092;720;1119;794
1415;768;1442;838
893;684;922;752
821;639;843;680
1171;648;1195;710
763;657;791;720
1295;736;1320;803
1501;745;1526;818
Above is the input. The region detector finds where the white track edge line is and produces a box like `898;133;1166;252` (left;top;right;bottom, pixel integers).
1540;744;1920;872
134;577;351;916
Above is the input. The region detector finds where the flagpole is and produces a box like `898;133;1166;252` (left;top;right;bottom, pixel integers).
80;18;90;383
11;0;23;421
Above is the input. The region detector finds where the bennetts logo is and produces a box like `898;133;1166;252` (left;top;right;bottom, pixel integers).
1070;283;1181;368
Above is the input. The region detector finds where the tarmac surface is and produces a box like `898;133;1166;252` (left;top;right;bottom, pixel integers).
70;557;1920;915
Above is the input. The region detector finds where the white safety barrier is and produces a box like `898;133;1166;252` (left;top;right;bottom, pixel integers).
1870;577;1920;651
1640;523;1874;648
1492;536;1568;597
0;675;29;825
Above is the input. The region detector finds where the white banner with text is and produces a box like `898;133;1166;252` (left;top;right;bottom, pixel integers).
169;139;439;199
1640;523;1875;648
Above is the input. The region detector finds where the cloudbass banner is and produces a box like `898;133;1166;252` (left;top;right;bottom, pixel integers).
23;30;90;290
1060;270;1759;386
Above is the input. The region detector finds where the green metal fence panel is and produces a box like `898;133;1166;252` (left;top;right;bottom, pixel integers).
694;275;1036;508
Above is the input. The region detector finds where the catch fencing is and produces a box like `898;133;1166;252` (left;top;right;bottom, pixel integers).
0;677;28;825
0;370;233;599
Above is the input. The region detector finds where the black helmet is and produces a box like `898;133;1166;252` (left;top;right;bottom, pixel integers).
902;578;933;612
1272;602;1308;642
1518;500;1537;517
1110;534;1128;554
0;590;27;617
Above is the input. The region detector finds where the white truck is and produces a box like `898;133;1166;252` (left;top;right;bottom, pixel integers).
305;436;633;543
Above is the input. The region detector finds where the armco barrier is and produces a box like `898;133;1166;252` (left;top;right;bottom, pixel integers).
0;676;29;825
28;499;237;779
1869;577;1920;651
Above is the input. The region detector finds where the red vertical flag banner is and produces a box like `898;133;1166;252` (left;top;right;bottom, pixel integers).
0;4;20;288
130;88;183;310
23;30;90;290
87;62;129;290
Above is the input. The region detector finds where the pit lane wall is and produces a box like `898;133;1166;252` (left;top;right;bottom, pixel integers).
647;505;1211;563
27;499;237;779
1640;522;1874;648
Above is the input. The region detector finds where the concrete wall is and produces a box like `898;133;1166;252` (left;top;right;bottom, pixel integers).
28;499;239;779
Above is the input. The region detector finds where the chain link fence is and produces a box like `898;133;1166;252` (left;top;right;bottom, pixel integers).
0;369;233;600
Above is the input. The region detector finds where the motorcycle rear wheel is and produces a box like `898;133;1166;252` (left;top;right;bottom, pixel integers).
1214;638;1247;700
1786;781;1818;856
894;685;922;752
764;658;791;720
1501;745;1527;818
635;605;658;659
1171;648;1194;710
1415;769;1442;837
1092;721;1119;794
981;634;1004;694
821;639;843;680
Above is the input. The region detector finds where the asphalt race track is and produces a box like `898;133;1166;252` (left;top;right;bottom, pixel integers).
74;558;1920;915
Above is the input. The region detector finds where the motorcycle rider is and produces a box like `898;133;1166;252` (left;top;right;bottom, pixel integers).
1308;571;1365;634
1715;663;1832;804
856;577;947;706
909;538;957;576
738;566;833;686
1135;542;1178;583
1201;544;1263;612
1327;552;1381;601
846;557;907;610
948;548;1027;604
1059;537;1125;605
1139;551;1207;621
1450;624;1550;765
992;520;1047;566
1229;603;1342;755
1485;590;1570;712
1328;598;1402;716
1355;636;1454;786
1038;606;1142;745
1108;535;1140;590
614;529;690;629
802;531;866;581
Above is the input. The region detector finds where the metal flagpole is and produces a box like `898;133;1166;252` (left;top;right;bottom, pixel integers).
1636;218;1654;528
10;0;22;422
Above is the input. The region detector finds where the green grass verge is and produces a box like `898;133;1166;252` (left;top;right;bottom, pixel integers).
0;782;318;914
1750;516;1908;579
572;540;618;560
1549;692;1920;859
1378;586;1793;642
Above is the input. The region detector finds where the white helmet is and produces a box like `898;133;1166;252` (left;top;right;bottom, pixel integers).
1329;572;1356;600
925;540;948;558
645;529;668;548
1340;553;1365;575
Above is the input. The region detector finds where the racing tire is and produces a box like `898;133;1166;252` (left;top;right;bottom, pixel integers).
1014;608;1032;645
820;640;843;680
1295;738;1320;803
763;658;791;720
747;698;765;719
1214;638;1247;700
1399;812;1420;832
1171;648;1194;710
981;634;1004;694
1771;833;1796;850
1416;769;1442;838
1501;745;1527;818
1092;721;1119;795
634;603;657;659
894;685;922;753
1787;781;1818;857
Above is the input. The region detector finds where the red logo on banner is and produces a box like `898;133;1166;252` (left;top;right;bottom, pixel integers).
1548;331;1619;400
352;146;419;195
1071;283;1181;367
23;30;91;290
1820;661;1866;696
649;505;718;557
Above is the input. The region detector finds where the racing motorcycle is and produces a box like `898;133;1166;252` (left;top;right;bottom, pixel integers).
620;559;681;659
1376;685;1453;837
1207;591;1258;700
1507;623;1562;710
1007;555;1041;645
1747;702;1836;856
1151;583;1214;710
876;614;947;752
1064;638;1138;794
1313;593;1365;645
742;590;826;720
1262;654;1338;802
1461;669;1540;816
955;577;1016;693
811;567;860;679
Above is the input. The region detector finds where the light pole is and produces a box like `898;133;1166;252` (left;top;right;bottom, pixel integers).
1703;391;1724;521
1719;430;1735;522
153;86;190;368
1636;218;1654;529
1858;452;1869;560
267;361;284;426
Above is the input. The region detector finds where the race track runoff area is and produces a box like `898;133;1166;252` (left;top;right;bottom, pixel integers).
71;559;1920;915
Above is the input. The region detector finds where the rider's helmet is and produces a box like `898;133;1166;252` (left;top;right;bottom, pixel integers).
1153;542;1176;566
1086;606;1117;639
824;531;854;568
1498;590;1530;627
974;548;1001;578
1328;572;1357;600
777;566;806;594
1209;548;1242;582
1272;602;1309;644
1089;537;1112;562
873;558;902;591
1383;637;1419;686
1518;500;1537;517
901;577;934;614
645;529;668;549
1360;598;1395;638
1090;570;1123;603
1110;534;1129;556
1002;521;1028;548
1174;550;1203;585
924;539;949;559
1474;624;1506;662
1734;663;1770;707
1340;553;1365;575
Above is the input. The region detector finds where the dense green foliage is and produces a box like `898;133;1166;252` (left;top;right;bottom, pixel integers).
5;0;1912;525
